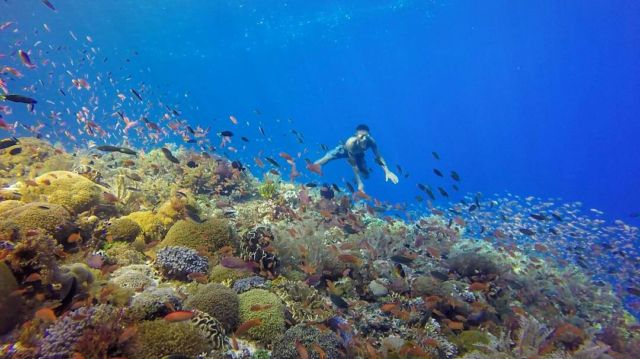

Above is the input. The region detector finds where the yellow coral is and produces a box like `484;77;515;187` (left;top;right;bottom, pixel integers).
238;289;286;344
0;202;73;239
20;171;109;213
123;211;167;243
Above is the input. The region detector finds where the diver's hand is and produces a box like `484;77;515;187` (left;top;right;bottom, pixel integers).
385;170;399;184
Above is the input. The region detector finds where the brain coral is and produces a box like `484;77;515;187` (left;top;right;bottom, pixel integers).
160;218;232;252
185;283;240;332
23;171;111;214
107;217;141;242
272;324;344;359
111;264;156;290
0;202;73;240
125;319;210;359
238;288;286;344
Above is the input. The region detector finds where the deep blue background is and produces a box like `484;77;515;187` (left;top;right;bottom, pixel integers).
2;0;640;221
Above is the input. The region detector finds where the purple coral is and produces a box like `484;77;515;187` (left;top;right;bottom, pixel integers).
39;305;117;359
155;246;209;280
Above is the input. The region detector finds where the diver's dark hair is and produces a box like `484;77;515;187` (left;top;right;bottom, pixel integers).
356;124;370;132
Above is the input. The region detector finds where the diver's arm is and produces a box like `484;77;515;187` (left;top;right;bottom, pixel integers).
370;140;399;184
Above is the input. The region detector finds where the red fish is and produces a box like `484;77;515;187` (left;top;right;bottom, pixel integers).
305;159;322;175
0;22;14;31
164;310;195;322
220;256;256;271
235;318;263;336
1;66;23;78
18;50;36;69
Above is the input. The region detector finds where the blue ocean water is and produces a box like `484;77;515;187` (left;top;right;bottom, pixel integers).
3;0;639;222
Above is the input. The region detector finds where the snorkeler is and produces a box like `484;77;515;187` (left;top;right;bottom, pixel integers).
314;124;399;192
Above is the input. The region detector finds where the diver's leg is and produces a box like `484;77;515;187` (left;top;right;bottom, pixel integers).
351;164;365;192
314;146;345;166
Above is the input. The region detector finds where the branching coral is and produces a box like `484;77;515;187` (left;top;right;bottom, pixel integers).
155;246;209;280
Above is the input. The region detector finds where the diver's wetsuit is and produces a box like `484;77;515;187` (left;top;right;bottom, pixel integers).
323;144;370;178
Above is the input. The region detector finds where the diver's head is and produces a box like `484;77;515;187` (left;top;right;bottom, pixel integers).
355;124;370;140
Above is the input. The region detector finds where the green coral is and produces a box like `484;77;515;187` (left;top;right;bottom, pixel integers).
23;171;109;213
252;349;271;359
160;218;232;252
185;283;240;332
238;289;286;344
258;180;278;199
209;264;253;284
125;320;210;359
453;330;491;354
107;217;141;242
0;202;73;240
104;241;146;266
0;262;21;335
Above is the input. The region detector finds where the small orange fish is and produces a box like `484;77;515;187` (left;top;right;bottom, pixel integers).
71;353;85;359
380;303;399;313
426;246;440;259
67;232;82;243
311;343;326;359
534;243;548;252
447;321;464;330
235;318;263;336
254;157;265;168
118;325;138;344
229;115;238;124
103;192;119;203
279;151;293;162
338;254;362;266
468;282;489;292
250;304;273;311
354;190;371;200
35;307;56;322
24;272;42;283
295;340;309;359
187;272;208;284
231;334;239;350
298;263;317;275
164;310;194;322
305;161;322;176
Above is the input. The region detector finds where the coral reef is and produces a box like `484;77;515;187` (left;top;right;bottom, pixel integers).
0;261;21;335
272;280;332;323
130;286;183;320
124;319;211;359
0;201;73;241
20;171;112;214
240;225;279;274
272;324;344;359
185;282;240;332
238;289;286;344
106;217;141;242
38;304;121;359
0;137;74;188
110;264;156;290
155;245;209;280
160;218;232;252
209;264;253;284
